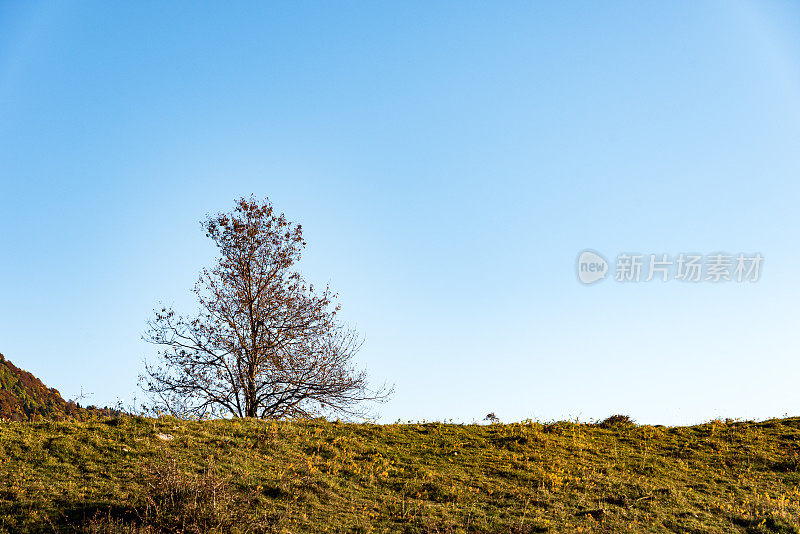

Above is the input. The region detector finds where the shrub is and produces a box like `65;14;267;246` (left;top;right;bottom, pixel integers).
136;455;244;532
484;412;500;424
598;414;635;428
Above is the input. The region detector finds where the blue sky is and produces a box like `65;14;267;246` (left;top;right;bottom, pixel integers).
1;1;799;424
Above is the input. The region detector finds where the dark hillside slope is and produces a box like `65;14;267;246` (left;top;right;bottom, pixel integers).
0;352;80;421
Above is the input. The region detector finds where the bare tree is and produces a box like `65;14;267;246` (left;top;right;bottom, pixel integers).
141;196;390;419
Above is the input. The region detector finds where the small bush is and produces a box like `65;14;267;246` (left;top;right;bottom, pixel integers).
136;456;243;532
598;414;635;428
61;453;273;533
484;412;500;424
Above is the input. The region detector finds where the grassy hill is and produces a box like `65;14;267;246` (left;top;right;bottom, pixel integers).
1;416;799;533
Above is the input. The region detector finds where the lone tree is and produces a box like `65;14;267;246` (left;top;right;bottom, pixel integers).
141;196;389;419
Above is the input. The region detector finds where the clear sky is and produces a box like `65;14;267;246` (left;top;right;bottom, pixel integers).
1;1;799;425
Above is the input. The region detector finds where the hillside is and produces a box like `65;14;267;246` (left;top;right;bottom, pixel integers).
1;416;799;533
0;353;81;422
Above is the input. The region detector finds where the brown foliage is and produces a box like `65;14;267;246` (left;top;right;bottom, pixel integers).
74;455;270;533
598;414;636;428
134;455;257;532
141;196;390;420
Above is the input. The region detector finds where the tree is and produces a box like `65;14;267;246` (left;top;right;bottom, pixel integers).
141;196;390;419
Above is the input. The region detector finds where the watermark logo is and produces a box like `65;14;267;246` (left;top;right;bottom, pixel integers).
578;251;763;285
577;250;609;284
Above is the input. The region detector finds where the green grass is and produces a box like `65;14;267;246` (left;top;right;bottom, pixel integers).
1;416;799;533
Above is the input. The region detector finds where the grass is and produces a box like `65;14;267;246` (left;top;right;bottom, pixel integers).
1;416;799;532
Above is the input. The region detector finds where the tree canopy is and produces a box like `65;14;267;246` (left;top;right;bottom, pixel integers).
141;196;389;419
